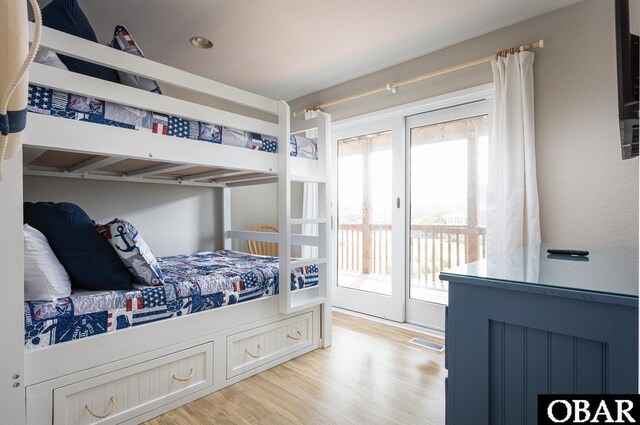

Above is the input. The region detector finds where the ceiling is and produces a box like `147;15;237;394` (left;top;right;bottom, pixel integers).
46;0;581;101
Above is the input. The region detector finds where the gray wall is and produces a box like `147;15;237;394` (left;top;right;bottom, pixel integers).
28;0;637;251
23;176;304;257
24;176;221;257
230;182;303;255
23;177;302;256
289;0;639;248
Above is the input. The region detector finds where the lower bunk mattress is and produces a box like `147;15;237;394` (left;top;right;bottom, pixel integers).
24;250;318;351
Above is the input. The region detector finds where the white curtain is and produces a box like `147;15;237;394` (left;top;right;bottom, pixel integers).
486;51;541;256
301;110;319;258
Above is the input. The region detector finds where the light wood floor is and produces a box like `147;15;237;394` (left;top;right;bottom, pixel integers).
143;312;446;425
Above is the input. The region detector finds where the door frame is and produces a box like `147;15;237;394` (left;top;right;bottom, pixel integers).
332;116;406;322
404;100;493;330
331;83;494;327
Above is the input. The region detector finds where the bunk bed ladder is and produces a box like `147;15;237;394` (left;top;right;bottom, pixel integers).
278;102;332;324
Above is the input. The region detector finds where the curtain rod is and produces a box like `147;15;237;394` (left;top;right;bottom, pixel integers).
293;39;544;117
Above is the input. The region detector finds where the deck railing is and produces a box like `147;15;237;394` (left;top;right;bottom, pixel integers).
338;223;486;290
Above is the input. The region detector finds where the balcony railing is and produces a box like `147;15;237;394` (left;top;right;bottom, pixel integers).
338;223;486;291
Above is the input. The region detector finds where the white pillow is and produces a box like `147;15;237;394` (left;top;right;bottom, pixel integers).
33;48;68;71
24;224;72;301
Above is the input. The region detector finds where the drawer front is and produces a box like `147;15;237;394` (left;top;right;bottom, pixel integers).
53;343;213;425
227;312;313;378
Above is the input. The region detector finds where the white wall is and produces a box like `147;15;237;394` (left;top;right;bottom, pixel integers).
23;176;221;257
289;0;638;248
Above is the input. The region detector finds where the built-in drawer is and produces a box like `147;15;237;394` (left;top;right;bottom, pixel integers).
227;312;313;379
53;343;213;425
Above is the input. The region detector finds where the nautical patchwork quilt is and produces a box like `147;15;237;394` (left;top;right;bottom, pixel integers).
27;85;318;160
24;250;319;351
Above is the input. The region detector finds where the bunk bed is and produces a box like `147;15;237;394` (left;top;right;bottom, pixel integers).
2;22;333;425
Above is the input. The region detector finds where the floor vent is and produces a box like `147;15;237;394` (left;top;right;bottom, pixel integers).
409;337;445;352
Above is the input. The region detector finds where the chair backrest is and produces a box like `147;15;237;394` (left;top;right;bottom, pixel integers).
247;225;279;256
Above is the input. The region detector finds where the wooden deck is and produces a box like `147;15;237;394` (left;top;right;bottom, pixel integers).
339;223;486;292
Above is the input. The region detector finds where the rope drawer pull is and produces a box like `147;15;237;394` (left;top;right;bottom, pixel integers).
85;396;116;419
287;331;303;341
172;368;195;382
245;344;263;359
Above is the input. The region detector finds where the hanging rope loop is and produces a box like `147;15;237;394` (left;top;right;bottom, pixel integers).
0;0;43;179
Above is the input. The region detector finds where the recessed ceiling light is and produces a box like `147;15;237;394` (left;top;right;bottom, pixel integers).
190;36;213;49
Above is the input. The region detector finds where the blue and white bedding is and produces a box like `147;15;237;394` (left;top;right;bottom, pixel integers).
24;250;319;351
27;85;319;160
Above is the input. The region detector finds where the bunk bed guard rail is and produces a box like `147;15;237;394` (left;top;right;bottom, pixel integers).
26;22;332;318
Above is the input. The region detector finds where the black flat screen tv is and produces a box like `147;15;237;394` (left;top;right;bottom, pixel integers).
616;0;639;159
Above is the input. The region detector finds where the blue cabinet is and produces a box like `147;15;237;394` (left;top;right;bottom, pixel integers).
440;245;638;425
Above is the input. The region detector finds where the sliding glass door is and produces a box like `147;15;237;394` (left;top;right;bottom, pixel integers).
405;102;490;329
332;91;491;330
333;118;405;322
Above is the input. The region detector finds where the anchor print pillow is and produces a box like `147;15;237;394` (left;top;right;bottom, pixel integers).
96;218;164;286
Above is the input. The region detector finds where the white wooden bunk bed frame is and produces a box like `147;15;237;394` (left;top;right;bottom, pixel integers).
0;23;333;425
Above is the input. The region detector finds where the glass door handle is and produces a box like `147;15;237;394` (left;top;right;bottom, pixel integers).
397;197;401;208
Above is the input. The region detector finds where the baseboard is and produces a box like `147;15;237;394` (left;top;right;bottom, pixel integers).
332;307;446;341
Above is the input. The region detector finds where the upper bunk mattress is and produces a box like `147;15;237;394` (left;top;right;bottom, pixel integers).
24;250;318;351
27;85;319;160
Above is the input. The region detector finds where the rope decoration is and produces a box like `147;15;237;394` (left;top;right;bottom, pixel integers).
85;396;117;419
245;344;263;359
171;368;195;382
286;331;303;341
0;0;42;180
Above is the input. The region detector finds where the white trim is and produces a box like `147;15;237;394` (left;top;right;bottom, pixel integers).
223;188;232;250
23;169;224;188
333;307;445;341
0;153;25;425
68;156;122;174
278;102;293;314
126;163;195;178
290;218;327;225
291;257;327;268
227;230;320;247
24;114;279;175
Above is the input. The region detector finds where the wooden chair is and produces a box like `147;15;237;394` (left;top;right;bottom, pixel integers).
247;225;279;256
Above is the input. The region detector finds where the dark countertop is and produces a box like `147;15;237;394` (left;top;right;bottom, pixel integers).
440;244;638;307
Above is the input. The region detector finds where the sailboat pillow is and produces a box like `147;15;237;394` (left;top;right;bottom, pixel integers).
97;218;164;286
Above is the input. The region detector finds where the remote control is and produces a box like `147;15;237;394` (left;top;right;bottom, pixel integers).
546;249;589;256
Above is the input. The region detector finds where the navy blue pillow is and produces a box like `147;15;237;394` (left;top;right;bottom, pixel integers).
41;0;120;84
24;202;133;291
